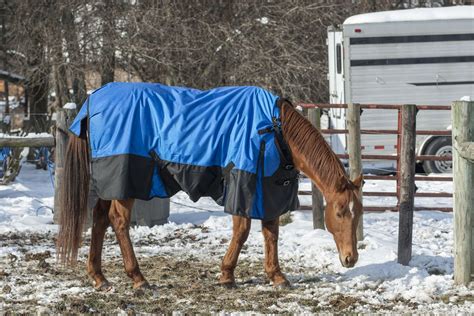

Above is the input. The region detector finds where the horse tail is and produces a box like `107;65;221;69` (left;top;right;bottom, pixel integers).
57;132;90;265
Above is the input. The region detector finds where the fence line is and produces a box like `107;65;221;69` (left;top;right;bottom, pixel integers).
298;102;456;265
298;103;453;213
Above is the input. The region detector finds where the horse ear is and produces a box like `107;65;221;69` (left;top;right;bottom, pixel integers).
352;174;364;189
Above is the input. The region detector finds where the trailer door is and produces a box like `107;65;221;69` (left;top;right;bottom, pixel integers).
327;29;346;154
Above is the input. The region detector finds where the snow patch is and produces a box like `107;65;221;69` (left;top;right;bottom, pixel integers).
63;102;77;109
257;17;269;25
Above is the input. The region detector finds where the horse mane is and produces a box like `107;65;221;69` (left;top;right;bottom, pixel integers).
279;100;349;191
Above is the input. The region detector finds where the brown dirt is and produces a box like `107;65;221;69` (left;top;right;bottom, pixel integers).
1;230;471;314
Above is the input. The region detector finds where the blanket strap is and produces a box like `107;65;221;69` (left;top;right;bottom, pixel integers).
256;113;296;177
258;127;273;135
274;97;295;167
272;116;299;186
272;117;294;168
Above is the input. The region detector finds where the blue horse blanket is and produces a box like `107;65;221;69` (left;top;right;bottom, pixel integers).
70;82;299;220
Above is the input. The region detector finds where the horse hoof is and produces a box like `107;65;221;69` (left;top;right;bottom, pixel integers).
134;281;159;296
95;281;114;292
220;281;237;289
274;280;291;289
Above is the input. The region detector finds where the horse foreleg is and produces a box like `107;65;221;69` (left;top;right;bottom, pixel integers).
88;199;112;290
219;215;251;287
262;217;290;287
109;198;149;289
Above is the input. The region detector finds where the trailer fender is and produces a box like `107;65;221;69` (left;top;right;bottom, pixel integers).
418;135;437;157
417;134;452;157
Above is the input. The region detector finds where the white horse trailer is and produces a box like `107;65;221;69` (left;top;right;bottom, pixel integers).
327;6;474;173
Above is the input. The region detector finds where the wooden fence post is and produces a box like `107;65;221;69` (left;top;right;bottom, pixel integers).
53;108;76;224
347;103;364;241
452;100;474;285
397;104;417;265
308;107;325;230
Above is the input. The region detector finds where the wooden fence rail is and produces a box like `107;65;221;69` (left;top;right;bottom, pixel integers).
452;100;474;285
0;136;54;147
0;133;55;185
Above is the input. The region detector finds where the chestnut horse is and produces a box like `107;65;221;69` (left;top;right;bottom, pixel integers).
57;100;363;290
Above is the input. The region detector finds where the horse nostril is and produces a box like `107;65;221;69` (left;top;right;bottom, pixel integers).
344;254;356;267
345;256;351;265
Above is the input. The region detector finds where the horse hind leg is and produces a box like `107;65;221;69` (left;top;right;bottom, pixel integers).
220;215;251;288
108;199;151;290
262;217;290;287
87;199;112;291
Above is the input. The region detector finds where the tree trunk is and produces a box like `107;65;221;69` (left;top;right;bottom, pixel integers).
27;36;49;133
28;78;49;132
100;0;115;85
52;38;70;108
62;7;87;106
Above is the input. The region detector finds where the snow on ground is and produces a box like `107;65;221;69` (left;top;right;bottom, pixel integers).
0;164;54;234
0;163;473;313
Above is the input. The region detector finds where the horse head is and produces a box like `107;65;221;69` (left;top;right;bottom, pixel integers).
324;175;364;268
279;100;366;268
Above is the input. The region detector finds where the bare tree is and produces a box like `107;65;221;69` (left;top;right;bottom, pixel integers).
98;0;117;85
120;1;387;102
61;4;87;106
4;0;460;123
5;0;53;132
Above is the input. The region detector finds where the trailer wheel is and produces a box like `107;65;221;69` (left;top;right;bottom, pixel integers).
422;137;452;174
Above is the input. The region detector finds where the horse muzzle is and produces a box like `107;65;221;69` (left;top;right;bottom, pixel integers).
340;253;358;268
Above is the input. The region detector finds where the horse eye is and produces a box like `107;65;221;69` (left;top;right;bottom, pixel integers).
336;212;343;218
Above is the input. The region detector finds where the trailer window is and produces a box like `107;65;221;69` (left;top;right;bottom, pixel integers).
336;44;342;74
